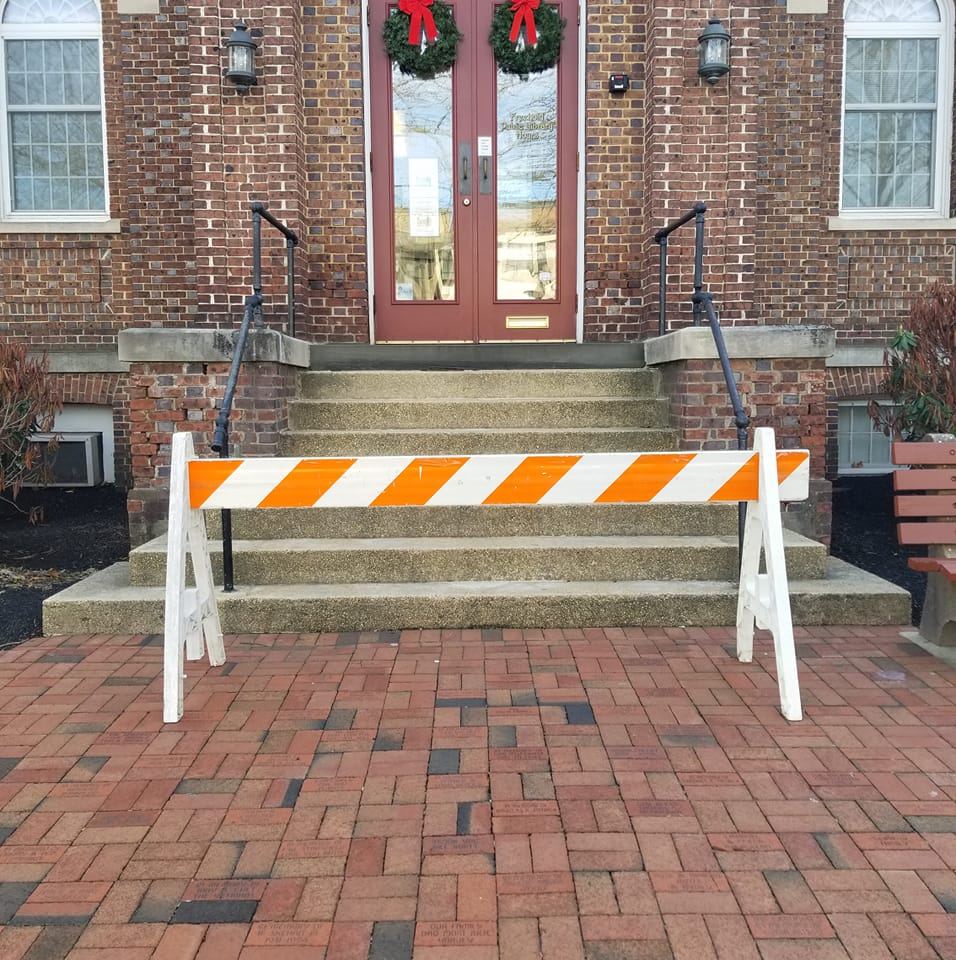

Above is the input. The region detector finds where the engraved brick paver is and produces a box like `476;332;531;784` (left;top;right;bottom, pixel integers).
2;626;956;957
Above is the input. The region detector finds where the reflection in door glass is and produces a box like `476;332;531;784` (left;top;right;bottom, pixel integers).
496;66;558;301
392;64;455;301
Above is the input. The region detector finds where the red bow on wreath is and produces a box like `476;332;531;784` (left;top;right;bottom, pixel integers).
399;0;439;46
509;0;540;46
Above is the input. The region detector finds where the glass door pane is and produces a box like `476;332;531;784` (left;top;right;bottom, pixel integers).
495;65;558;301
392;66;456;301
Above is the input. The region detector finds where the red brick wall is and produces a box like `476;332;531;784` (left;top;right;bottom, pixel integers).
125;359;296;543
658;355;831;542
1;2;950;347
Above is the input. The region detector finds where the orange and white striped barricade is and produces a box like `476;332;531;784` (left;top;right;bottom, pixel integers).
164;426;809;723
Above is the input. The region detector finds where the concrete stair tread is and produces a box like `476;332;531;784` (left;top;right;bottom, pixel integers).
299;368;661;401
290;396;656;405
133;530;823;555
284;426;675;436
44;558;911;634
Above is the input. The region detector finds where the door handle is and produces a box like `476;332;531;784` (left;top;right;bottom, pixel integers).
458;142;472;197
480;156;491;195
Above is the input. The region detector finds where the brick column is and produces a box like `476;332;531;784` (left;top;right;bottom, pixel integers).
119;328;309;544
645;325;834;543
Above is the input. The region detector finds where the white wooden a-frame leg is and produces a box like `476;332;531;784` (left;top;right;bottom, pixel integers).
735;427;803;722
163;431;193;723
188;506;225;667
736;500;759;665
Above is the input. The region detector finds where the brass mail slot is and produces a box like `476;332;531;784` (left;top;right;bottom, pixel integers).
505;315;550;330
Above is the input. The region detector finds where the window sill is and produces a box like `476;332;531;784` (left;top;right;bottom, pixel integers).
828;215;956;232
0;218;121;235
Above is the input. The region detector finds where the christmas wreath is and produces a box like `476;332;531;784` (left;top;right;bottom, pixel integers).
383;0;461;79
490;0;565;78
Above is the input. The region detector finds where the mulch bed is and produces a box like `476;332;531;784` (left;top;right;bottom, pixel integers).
0;486;129;649
830;473;925;625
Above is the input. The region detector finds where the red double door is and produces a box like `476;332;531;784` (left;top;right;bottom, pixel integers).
369;0;578;342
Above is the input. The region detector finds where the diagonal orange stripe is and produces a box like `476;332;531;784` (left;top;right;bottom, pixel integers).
257;458;356;508
371;457;468;507
710;454;759;502
189;459;243;509
596;453;695;503
710;451;810;502
483;455;581;505
776;451;809;485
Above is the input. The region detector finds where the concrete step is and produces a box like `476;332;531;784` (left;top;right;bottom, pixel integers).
279;427;680;457
206;503;739;540
298;368;661;400
43;558;911;635
288;397;671;431
129;532;829;587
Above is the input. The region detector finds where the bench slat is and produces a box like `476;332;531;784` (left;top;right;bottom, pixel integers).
894;494;956;517
894;468;956;491
908;557;956;581
893;441;956;465
897;521;956;545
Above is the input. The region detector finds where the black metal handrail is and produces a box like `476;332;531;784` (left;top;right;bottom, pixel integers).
653;203;752;560
653;201;706;335
252;201;300;337
208;203;300;593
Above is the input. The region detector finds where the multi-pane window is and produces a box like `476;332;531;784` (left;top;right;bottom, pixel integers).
842;0;952;215
0;0;106;218
837;402;898;474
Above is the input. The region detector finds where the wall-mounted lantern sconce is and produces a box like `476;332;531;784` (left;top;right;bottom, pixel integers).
697;18;731;85
225;21;257;90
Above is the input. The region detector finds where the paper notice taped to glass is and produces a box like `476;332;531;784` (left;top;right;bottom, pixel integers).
408;157;441;237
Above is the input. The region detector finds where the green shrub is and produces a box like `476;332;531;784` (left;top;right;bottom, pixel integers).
0;343;62;513
870;282;956;439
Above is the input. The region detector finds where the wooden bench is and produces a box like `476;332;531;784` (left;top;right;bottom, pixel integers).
892;439;956;644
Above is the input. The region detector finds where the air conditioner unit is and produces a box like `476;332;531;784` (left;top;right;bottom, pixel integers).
26;432;104;488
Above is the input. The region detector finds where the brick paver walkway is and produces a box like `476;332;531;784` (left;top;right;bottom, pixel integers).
1;626;956;959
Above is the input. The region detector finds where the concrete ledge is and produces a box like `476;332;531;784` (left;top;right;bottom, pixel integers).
828;216;956;232
119;328;311;368
0;218;121;234
312;342;646;370
644;325;835;366
827;344;886;368
117;0;159;12
30;348;130;374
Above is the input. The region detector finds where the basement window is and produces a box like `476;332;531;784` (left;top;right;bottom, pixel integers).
837;400;898;474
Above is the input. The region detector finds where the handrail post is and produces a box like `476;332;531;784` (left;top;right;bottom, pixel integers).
692;205;705;326
252;206;264;329
694;289;752;566
219;423;234;594
286;236;296;337
658;236;668;336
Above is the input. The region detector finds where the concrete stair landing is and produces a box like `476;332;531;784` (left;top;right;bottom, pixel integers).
44;367;910;634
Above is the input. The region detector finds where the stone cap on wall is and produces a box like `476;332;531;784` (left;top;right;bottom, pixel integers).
644;324;835;366
118;328;311;368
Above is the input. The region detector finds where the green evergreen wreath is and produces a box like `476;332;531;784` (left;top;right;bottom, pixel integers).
490;1;565;78
383;1;461;79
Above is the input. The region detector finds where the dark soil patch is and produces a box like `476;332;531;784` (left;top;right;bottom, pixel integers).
830;473;925;625
0;486;129;649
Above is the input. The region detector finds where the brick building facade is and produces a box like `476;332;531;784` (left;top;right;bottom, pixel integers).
1;0;952;489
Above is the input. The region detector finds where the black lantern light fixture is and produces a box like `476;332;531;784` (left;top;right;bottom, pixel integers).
697;18;731;85
225;21;257;90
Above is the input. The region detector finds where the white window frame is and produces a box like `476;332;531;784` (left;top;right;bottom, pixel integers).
837;399;900;474
0;0;110;223
840;0;954;220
